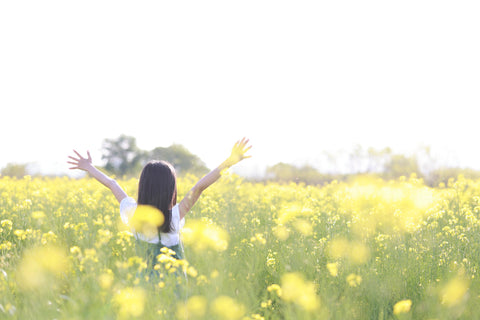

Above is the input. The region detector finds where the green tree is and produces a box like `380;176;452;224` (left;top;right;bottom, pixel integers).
266;162;331;185
1;163;30;178
383;154;422;180
148;144;208;176
101;135;144;177
266;162;296;181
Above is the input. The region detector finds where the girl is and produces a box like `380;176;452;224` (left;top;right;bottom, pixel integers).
67;138;251;279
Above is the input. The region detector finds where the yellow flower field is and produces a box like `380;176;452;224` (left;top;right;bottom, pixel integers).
1;174;480;319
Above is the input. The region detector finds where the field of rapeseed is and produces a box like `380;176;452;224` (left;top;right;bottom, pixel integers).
1;173;480;319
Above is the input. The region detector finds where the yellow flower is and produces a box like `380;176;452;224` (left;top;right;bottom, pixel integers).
349;242;371;265
70;246;82;257
17;245;69;291
250;233;266;245
1;219;13;231
176;295;207;319
31;211;46;220
327;238;349;260
98;270;114;289
280;273;320;311
393;299;412;315
293;219;313;236
210;269;219;279
267;284;282;297
327;238;370;265
113;287;146;319
441;278;469;307
84;248;98;262
96;229;113;247
187;266;198;278
130;205;164;238
277;204;312;224
211;296;245;320
181;219;229;252
346;273;362;287
41;231;57;245
326;262;338;277
14;229;27;240
0;241;13;251
272;224;290;241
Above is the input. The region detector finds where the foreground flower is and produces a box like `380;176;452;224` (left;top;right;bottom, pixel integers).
113;287;146;319
211;296;245;320
393;299;412;315
441;278;469;307
280;272;320;311
130;205;165;238
16;245;69;291
181;219;229;252
176;295;207;319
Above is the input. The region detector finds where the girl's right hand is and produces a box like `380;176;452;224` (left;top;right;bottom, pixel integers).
68;150;93;171
225;138;252;167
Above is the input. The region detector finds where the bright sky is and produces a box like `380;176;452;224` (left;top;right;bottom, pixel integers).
1;1;479;177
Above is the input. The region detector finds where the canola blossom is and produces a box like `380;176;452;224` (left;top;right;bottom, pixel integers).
130;205;165;238
1;174;480;319
393;299;412;315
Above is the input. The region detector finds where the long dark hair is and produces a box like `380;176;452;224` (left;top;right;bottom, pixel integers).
137;160;177;233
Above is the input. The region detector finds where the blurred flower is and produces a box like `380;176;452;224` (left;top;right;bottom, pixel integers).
130;205;164;239
328;238;349;260
326;262;338;277
393;299;412;315
31;211;46;220
280;273;320;311
250;233;266;245
272;224;290;241
210;270;219;279
16;245;69;291
113;287;146;319
346;273;362;287
98;270;114;289
84;248;98;263
349;243;370;265
293;219;313;236
441;278;469;307
176;295;207;320
211;296;245;320
277;204;314;225
41;231;57;245
328;238;370;265
182;219;229;252
96;229;113;247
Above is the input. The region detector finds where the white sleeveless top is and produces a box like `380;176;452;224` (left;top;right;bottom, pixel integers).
119;197;185;247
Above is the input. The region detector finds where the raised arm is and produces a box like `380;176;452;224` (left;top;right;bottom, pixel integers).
68;150;127;203
178;138;252;219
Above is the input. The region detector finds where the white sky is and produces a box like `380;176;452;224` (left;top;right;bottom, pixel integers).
1;1;479;176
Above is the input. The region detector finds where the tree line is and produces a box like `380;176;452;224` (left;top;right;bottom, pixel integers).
2;135;480;187
0;135;209;179
266;150;480;187
100;135;209;177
